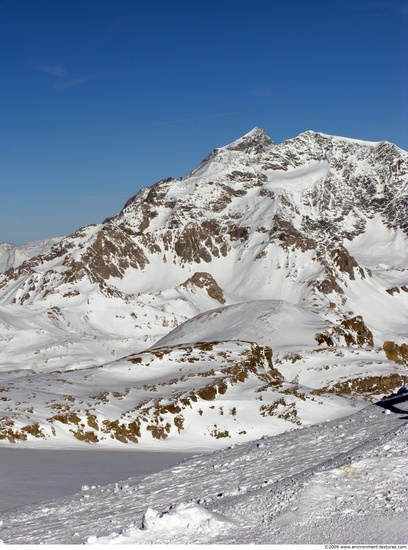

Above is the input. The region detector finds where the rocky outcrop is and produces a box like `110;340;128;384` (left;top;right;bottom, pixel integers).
383;341;408;365
315;316;374;348
181;272;225;304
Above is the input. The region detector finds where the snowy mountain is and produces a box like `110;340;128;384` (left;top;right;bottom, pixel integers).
0;128;407;449
0;237;63;272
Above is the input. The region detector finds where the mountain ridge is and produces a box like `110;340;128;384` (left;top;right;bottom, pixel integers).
0;127;407;448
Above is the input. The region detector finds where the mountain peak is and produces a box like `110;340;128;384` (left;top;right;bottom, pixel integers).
223;126;275;153
243;126;268;139
0;125;407;453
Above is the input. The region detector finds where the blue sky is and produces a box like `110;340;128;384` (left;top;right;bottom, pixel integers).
1;0;407;244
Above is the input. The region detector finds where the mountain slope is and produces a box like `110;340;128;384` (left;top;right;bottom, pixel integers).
0;128;407;449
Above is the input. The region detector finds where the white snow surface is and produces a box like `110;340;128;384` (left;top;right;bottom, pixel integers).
154;299;326;349
344;213;408;269
264;160;330;194
312;131;385;147
0;394;406;544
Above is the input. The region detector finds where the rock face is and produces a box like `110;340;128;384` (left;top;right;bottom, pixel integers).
0;128;407;448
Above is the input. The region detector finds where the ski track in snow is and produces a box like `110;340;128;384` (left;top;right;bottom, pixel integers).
0;395;407;544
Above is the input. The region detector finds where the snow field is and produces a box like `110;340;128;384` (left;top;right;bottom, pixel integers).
1;296;406;451
1;395;406;544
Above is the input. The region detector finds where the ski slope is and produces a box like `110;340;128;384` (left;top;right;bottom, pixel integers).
1;393;406;544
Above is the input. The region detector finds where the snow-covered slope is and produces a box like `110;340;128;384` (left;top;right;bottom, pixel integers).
154;300;324;348
0;128;407;449
1;393;406;544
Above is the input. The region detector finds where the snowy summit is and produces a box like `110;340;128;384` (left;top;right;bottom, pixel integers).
0;127;407;543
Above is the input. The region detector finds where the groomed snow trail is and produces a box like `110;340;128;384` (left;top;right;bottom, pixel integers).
0;396;407;544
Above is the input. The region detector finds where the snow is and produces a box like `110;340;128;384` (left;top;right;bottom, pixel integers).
154;299;327;349
0;394;406;544
345;274;408;343
313;131;385;147
344;213;408;269
265;160;330;194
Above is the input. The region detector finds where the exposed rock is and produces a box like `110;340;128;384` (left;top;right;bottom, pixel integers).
315;316;374;348
340;316;374;347
174;221;229;263
319;373;408;397
181;272;226;304
386;286;408;295
383;341;408;365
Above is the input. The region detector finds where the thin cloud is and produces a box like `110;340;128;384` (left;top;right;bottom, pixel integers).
38;63;95;90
